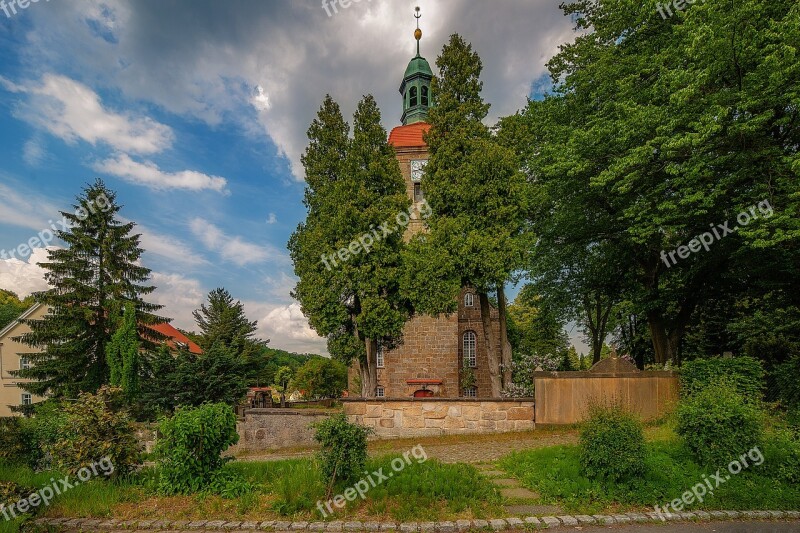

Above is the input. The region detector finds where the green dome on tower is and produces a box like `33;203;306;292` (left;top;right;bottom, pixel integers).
400;7;433;126
404;55;433;80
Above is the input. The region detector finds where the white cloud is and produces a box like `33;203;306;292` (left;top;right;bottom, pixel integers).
258;302;327;354
148;272;206;331
252;85;271;112
93;154;228;193
22;138;46;166
266;213;277;224
0;181;60;231
0;247;52;298
12;74;173;155
135;224;208;267
189;217;287;266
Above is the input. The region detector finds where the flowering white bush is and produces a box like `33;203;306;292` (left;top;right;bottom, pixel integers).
502;351;562;398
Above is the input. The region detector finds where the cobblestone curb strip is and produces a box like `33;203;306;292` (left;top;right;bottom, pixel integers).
32;511;800;531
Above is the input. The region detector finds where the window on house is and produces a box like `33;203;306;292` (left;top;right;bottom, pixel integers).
421;86;429;106
410;86;418;107
376;386;385;398
414;183;424;203
463;386;477;398
376;343;384;368
19;357;31;370
21;393;32;406
463;331;477;368
464;292;474;307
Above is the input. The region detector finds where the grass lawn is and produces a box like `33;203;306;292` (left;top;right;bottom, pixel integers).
0;454;502;528
499;425;800;516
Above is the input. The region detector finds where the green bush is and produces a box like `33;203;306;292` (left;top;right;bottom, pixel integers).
680;356;765;402
578;400;646;481
676;382;764;467
0;418;35;466
774;356;800;411
764;428;800;484
154;403;248;496
313;413;371;487
47;386;140;478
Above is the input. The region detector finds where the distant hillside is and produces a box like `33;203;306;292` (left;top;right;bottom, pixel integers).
0;289;34;331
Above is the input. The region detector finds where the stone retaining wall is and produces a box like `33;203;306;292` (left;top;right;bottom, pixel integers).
235;408;334;451
343;398;535;438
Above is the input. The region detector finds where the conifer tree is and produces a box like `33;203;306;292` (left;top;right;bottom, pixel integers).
403;35;528;395
193;288;261;356
290;95;411;396
16;180;164;397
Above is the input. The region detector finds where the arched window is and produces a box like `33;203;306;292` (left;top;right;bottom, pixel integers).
421;86;429;106
463;331;477;368
376;343;384;368
410;86;418;107
464;292;474;307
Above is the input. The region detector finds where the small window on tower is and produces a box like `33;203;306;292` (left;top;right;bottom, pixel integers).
410;86;418;107
464;293;474;307
421;86;429;106
377;343;384;368
376;386;385;398
414;183;424;203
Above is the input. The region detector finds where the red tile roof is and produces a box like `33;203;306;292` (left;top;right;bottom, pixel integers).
147;322;203;354
388;122;430;148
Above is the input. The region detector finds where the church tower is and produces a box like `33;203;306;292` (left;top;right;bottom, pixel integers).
399;7;433;126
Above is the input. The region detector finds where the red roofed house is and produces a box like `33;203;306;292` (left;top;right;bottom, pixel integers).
147;322;203;354
348;26;505;400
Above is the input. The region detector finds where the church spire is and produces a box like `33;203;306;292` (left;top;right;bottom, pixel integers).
400;6;433;125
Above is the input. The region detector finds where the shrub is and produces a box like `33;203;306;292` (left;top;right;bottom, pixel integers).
676;382;764;467
47;386;140;478
680;356;765;402
0;418;34;466
764;428;800;484
313;413;371;488
578;400;646;481
155;403;248;496
774;356;800;411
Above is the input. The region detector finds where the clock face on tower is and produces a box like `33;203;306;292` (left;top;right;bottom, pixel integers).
410;159;428;182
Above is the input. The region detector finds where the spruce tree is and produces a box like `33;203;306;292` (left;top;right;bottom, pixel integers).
192;288;261;356
16;180;164;398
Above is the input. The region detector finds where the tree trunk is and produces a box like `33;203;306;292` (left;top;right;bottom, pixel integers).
647;310;674;365
496;284;512;390
479;292;502;397
360;338;378;398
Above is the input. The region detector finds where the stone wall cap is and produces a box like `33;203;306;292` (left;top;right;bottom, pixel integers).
341;397;536;402
244;408;336;416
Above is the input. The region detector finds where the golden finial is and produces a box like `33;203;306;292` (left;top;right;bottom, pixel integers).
414;6;422;55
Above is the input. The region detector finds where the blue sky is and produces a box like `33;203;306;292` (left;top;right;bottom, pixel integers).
0;0;584;354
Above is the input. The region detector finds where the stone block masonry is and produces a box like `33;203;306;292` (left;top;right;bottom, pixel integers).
343;398;534;438
232;408;334;452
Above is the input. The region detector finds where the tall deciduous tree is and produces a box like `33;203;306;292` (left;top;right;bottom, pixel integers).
508;0;800;364
290;95;411;397
16;180;164;397
403;34;528;395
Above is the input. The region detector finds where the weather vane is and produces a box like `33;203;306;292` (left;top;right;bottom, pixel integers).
414;6;422;56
